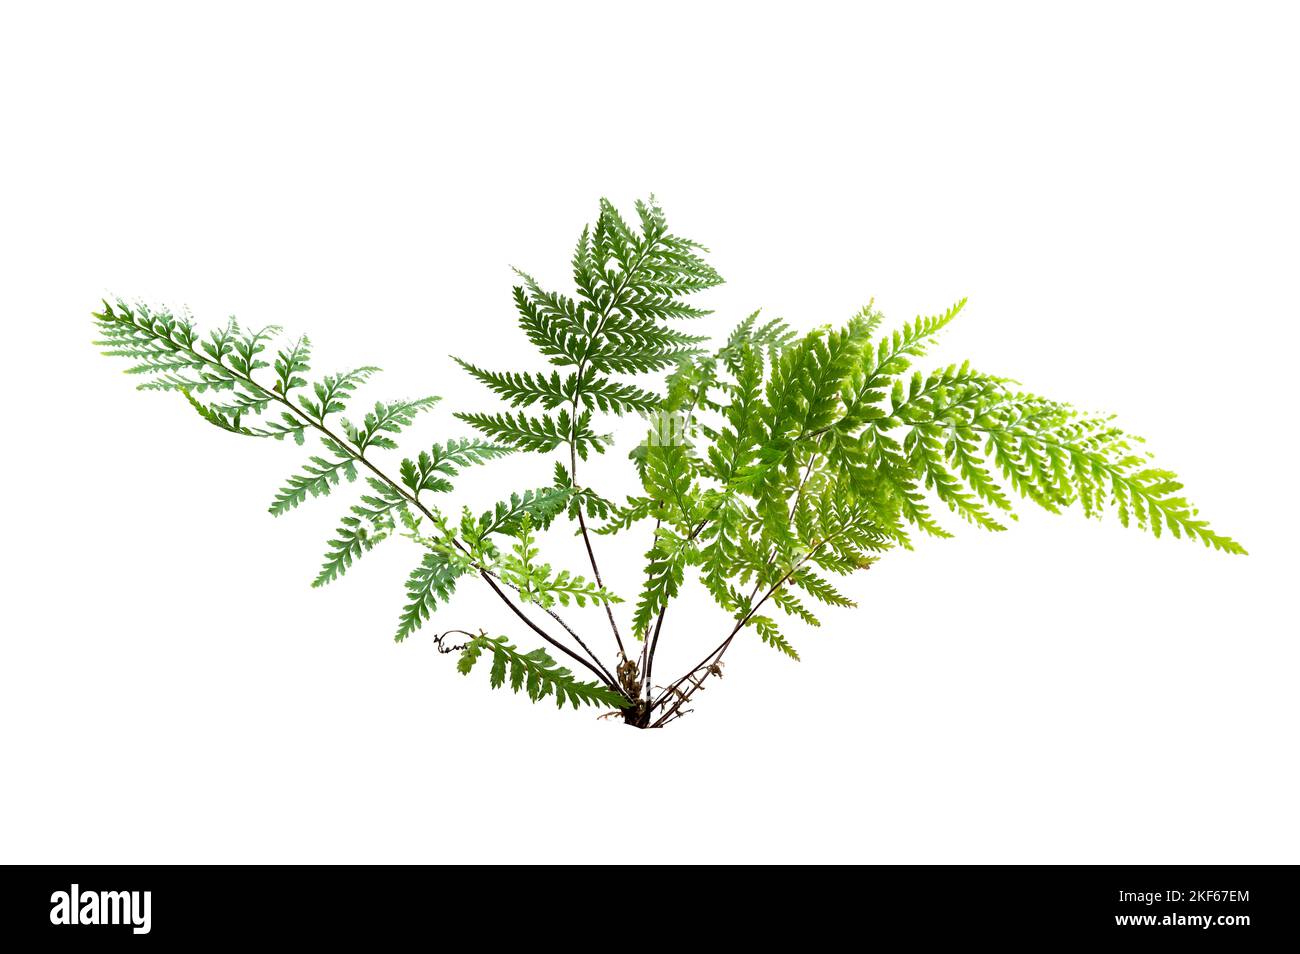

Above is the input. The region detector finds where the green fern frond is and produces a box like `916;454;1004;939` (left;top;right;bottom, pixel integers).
461;196;722;473
456;635;628;709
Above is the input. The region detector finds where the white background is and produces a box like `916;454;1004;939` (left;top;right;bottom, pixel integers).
2;2;1296;864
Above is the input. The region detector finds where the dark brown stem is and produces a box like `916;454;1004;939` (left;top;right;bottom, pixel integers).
470;551;618;686
476;570;620;689
576;505;626;659
643;604;667;698
636;507;663;693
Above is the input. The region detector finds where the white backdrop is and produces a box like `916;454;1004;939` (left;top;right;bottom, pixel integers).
2;1;1295;864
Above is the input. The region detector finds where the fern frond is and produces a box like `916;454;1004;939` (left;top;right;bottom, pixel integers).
719;311;798;373
455;410;557;451
453;361;657;418
227;323;279;377
459;408;609;459
862;300;967;387
591;495;657;536
461;197;722;471
879;374;1246;553
582;320;709;374
456;635;628;709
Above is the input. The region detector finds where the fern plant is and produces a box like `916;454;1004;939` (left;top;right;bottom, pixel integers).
92;197;1244;728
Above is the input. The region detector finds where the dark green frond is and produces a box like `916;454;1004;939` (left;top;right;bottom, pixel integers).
457;635;628;709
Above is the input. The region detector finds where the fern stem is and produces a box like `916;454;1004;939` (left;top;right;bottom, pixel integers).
475;569;621;693
642;602;667;704
635;508;662;696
